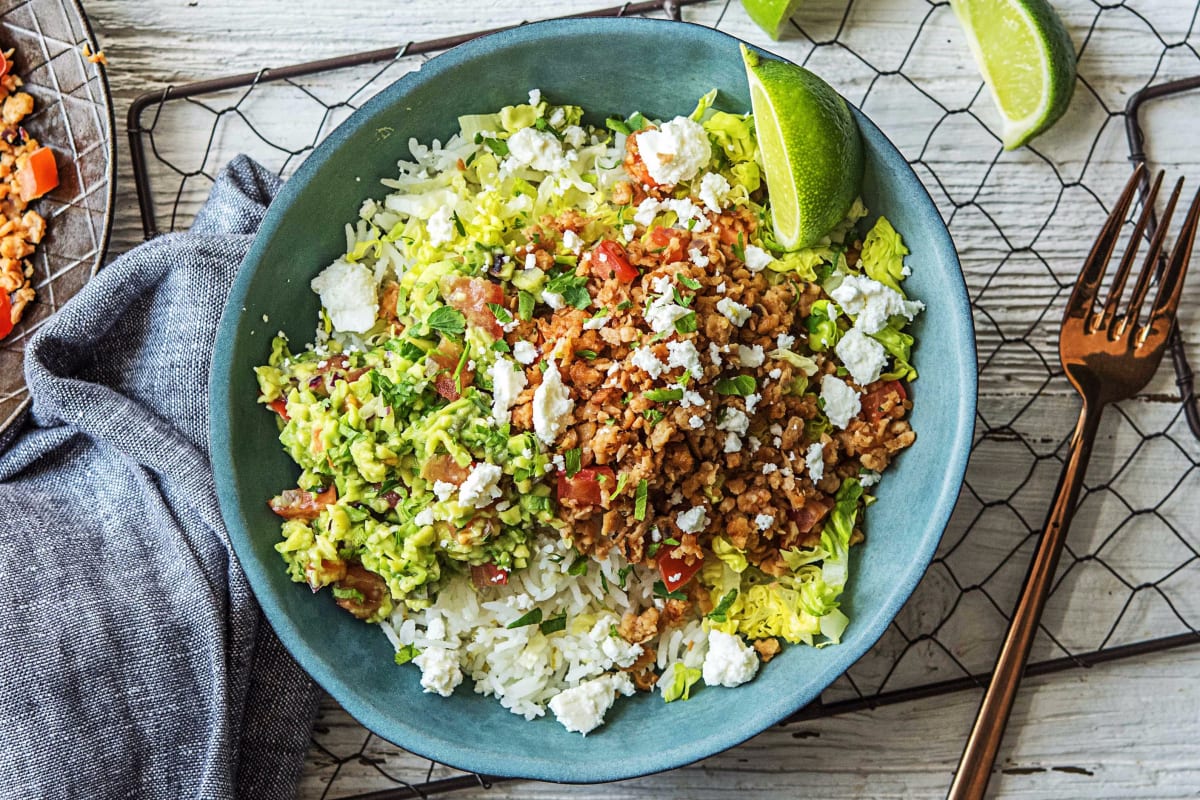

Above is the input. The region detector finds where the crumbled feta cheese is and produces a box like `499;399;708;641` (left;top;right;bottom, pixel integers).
676;506;709;534
488;358;528;424
777;332;796;350
527;88;542;106
738;344;765;368
432;480;457;502
742;245;774;272
768;367;782;380
762;463;778;475
542;290;565;310
414;509;435;527
680;390;705;408
459;462;503;508
723;432;742;453
698;171;731;213
413;647;463;697
806;442;825;483
745;393;761;414
860;470;882;487
524;252;538;271
310;258;378;333
829;274;925;334
635;116;712;185
754;513;774;531
689;247;710;268
634;197;666;227
716;297;751;327
836;327;888;385
688;414;705;429
644;293;693;334
747;435;762;453
820;374;862;430
513;340;538;365
716;407;750;436
715;281;727;294
702;630;759;688
667;197;710;232
708;342;724;368
548;107;566;128
590;618;644;669
505;127;568;172
563;125;586;148
583;315;610;331
533;359;574;444
426;205;455;246
548;672;635;736
562;229;584;254
622;223;638;241
667;340;704;378
552;453;566;471
631;346;667;379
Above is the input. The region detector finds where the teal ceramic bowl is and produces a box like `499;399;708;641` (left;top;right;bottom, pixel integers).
211;17;975;783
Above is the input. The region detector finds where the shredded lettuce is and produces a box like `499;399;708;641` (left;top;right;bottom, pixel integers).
661;661;703;702
805;299;842;352
860;216;909;293
689;88;719;122
871;324;918;381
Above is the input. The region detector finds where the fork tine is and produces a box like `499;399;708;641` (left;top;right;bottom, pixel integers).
1096;170;1164;332
1068;164;1144;316
1146;184;1200;330
1121;177;1184;335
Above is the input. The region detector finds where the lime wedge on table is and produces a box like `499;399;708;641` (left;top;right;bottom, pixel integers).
949;0;1076;149
741;45;863;251
741;0;804;40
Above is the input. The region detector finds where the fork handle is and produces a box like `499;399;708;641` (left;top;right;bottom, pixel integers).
947;400;1104;800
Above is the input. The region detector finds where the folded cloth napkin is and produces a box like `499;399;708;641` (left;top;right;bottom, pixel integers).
0;156;320;800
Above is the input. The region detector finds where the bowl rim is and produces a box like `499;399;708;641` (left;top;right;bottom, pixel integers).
211;15;976;783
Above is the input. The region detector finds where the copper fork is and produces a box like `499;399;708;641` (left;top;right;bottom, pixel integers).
948;164;1200;800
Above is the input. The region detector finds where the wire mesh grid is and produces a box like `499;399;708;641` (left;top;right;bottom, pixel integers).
0;0;116;435
125;0;1200;796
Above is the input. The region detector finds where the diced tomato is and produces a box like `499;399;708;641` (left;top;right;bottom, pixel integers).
556;466;616;507
444;276;505;339
267;398;289;420
591;240;638;283
422;453;470;486
269;485;337;520
429;348;474;402
646;226;690;264
471;563;510;588
0;52;9;78
0;292;12;340
17;146;58;202
656;546;704;593
861;380;908;423
333;563;389;620
788;497;833;534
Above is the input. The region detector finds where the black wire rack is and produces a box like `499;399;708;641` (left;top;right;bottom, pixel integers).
125;1;1200;796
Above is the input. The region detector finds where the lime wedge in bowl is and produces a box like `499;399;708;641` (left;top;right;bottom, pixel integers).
741;44;864;250
949;0;1076;149
740;0;804;40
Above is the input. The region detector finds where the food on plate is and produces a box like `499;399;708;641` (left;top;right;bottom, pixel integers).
255;82;922;733
0;47;59;340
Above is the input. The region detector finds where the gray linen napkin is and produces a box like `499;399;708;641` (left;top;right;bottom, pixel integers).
0;156;321;800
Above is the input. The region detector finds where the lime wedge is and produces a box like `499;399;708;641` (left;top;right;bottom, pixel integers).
949;0;1076;149
740;0;804;40
741;45;863;251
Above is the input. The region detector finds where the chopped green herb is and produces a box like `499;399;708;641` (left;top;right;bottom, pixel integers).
491;340;511;353
544;271;591;309
600;572;609;592
634;479;649;521
575;349;598;360
568;556;589;577
487;302;513;324
452;212;466;237
644;388;684;403
616;300;633;312
608;472;629;501
617;565;632;589
675;371;692;387
517;290;535;321
706;589;739;623
627;111;647;131
678;275;702;290
715;375;757;396
331;586;365;603
564;447;582;478
506;608;543;629
539;615;567;635
664;537;680;546
653;580;687;601
643;409;665;425
605;116;632;135
674;312;698;334
481;135;509;157
622;392;633;405
733;231;746;262
393;644;420;665
647;540;662;557
427;305;466;338
672;288;695;308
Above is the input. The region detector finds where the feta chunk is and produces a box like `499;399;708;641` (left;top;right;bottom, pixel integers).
426;205;455;246
820;374;862;430
561;229;584;254
459;463;503;508
488;358;528;424
542;290;566;310
631;346;667;379
836;327;888;385
590;618;644;669
634;197;666;227
635;116;712;185
413;508;435;527
666;340;704;378
723;432;742;453
777;332;796;350
680;389;705;408
505;127;568;172
527;88;542;106
645;293;693;334
688;247;710;268
688;414;705;429
512;340;538;365
583;315;610;331
754;513;774;531
548;672;635;735
716;407;750;436
708;342;724;368
563;125;587;148
806;442;826;483
667;197;710;232
310;258;378;333
533;359;574;444
676;506;709;534
742;245;774;272
716;297;751;327
860;470;882;488
413;647;463;697
432;480;457;502
829;274;924;334
698;171;732;213
622;223;638;242
702;630;759;688
737;344;765;368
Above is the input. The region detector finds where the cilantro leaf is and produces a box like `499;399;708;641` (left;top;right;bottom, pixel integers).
427;306;466;338
715;375;756;396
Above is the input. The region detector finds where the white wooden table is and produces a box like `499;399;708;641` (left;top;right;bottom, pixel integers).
88;0;1200;796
